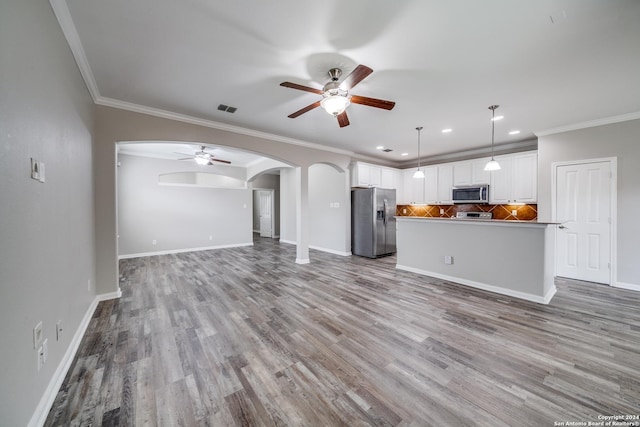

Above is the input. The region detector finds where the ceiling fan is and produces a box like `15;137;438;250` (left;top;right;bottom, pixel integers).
175;146;231;165
280;64;395;128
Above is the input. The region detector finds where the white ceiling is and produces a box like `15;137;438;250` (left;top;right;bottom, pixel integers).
55;0;640;165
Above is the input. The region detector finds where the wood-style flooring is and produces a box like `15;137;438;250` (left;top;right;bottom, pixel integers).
45;236;640;426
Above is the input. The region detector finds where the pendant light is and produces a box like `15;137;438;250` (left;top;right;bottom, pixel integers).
484;105;501;171
413;126;425;179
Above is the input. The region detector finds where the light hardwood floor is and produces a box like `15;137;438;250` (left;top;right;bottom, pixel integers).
45;236;640;426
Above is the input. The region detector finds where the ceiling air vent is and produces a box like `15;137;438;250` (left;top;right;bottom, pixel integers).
217;104;237;113
382;148;393;152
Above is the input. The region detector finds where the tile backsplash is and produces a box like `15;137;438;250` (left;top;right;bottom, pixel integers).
396;203;537;221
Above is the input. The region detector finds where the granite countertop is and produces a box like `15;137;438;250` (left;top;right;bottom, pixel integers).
395;216;561;225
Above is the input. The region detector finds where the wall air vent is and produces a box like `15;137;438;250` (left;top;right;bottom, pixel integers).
217;104;237;113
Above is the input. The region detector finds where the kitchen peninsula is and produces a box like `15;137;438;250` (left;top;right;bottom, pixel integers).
396;217;558;304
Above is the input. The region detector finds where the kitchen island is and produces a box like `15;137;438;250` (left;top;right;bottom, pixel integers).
396;217;559;304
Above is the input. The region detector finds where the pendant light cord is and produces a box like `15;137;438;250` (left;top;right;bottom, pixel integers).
416;126;423;168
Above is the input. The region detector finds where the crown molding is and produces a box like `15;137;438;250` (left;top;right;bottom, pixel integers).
95;97;354;156
535;111;640;137
49;0;100;102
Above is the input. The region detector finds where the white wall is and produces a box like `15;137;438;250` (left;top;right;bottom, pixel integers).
537;119;640;287
0;0;96;425
117;154;252;256
309;164;350;255
279;168;298;244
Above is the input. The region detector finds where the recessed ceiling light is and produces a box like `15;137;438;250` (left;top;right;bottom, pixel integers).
491;115;504;121
401;152;409;156
509;130;521;135
441;128;452;133
376;145;384;150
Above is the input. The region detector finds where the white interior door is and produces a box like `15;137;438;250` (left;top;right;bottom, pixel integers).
555;161;611;284
258;190;273;238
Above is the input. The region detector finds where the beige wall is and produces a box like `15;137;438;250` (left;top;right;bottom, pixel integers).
537;119;640;286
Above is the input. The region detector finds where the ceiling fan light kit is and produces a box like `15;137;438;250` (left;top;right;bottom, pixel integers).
280;64;395;127
484;105;502;172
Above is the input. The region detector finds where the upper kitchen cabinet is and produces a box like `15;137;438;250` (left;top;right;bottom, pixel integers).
424;164;453;204
453;158;491;186
402;168;425;204
489;151;537;204
351;162;400;190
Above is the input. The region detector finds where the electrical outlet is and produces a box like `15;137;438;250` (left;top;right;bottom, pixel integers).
33;321;43;349
444;255;453;265
402;208;407;214
440;208;444;215
209;235;213;241
42;339;48;364
511;209;518;216
152;240;157;245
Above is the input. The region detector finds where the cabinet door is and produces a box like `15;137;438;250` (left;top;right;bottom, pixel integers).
512;153;537;202
471;158;491;185
453;161;472;186
368;165;381;187
489;155;513;204
354;163;370;186
423;166;438;204
380;168;396;189
437;164;454;204
402;169;424;204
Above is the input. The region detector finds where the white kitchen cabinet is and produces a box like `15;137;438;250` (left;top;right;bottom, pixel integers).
424;164;453;204
453;161;472;186
471;158;491;185
352;162;402;197
402;168;425;204
453;158;490;186
489;151;537;203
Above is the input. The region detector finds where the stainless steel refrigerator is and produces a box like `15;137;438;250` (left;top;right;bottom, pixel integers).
351;187;397;258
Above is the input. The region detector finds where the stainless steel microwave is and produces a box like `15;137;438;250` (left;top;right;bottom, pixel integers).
452;185;489;204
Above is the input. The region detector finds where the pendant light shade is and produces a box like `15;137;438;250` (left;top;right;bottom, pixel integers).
413;126;425;179
484;105;501;171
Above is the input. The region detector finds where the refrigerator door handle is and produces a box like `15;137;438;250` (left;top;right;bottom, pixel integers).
383;199;388;225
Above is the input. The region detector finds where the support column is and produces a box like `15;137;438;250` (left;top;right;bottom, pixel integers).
295;166;310;264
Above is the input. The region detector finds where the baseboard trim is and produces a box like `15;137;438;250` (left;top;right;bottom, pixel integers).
295;258;310;264
612;281;640;292
279;239;296;245
308;245;351;257
118;242;253;259
28;290;122;427
396;264;557;305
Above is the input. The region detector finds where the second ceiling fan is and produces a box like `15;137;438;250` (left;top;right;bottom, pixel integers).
280;64;395;128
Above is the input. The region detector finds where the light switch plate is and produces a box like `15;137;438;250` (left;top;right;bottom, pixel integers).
38;161;45;182
33;321;43;349
31;158;40;181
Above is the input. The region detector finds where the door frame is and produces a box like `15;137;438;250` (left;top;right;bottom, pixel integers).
254;188;275;238
551;156;617;285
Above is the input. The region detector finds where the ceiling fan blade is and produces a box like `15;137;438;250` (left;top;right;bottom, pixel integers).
210;158;231;164
351;95;396;110
177;157;194;161
288;101;321;118
280;82;323;95
340;65;373;91
337;111;350;128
